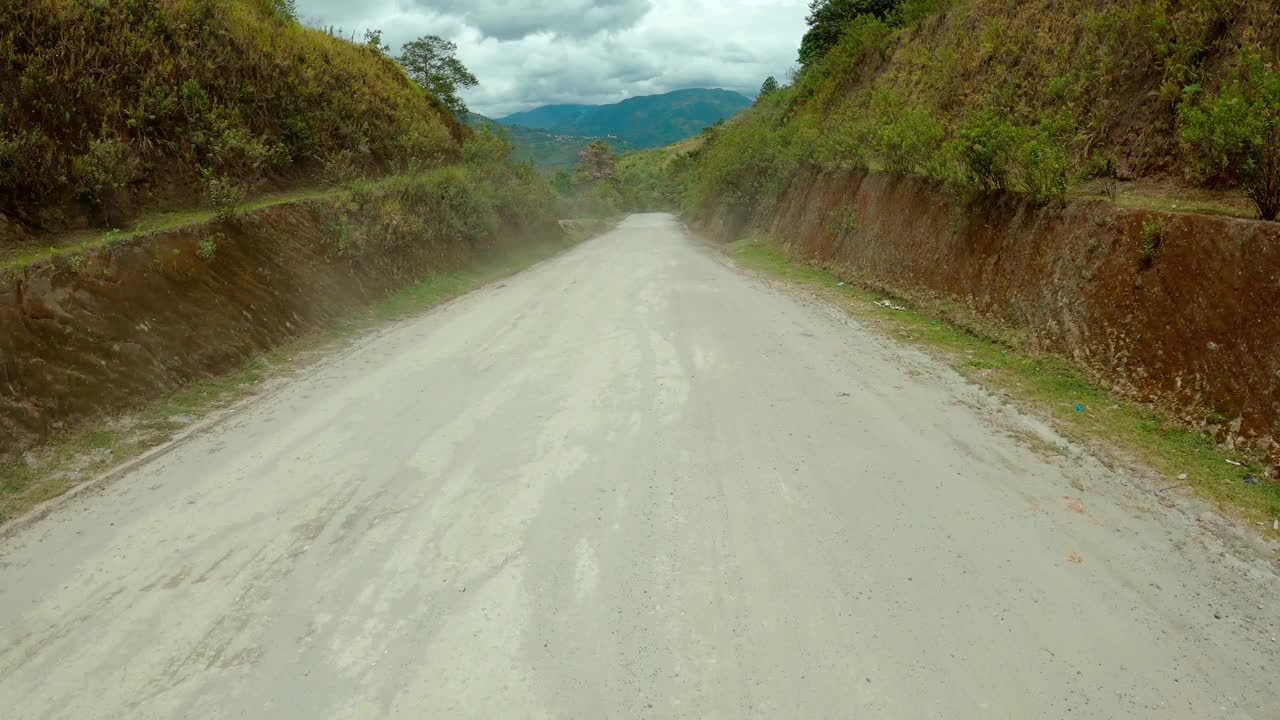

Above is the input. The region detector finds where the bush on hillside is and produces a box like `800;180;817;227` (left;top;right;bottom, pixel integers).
1012;112;1075;202
813;108;871;172
865;90;945;175
949;108;1021;192
330;144;557;258
1180;51;1280;221
73;136;141;208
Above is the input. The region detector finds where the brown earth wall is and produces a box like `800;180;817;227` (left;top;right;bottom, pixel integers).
0;199;555;456
731;171;1280;462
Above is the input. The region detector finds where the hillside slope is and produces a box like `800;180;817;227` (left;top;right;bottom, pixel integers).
499;89;752;149
0;0;462;241
656;0;1280;474
682;0;1280;223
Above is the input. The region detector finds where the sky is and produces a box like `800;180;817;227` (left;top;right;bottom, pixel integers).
294;0;809;118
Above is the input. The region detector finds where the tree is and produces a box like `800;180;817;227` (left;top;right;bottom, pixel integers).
575;141;625;215
399;36;479;117
576;140;619;184
553;169;575;196
363;29;389;56
267;0;298;21
1180;51;1280;221
758;76;780;101
799;0;900;67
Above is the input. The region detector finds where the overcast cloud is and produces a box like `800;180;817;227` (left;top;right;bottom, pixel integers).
296;0;808;117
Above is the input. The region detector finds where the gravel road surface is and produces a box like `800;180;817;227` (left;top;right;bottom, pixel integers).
2;214;1277;718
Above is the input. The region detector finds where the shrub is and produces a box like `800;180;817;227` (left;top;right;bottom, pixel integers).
813;109;871;172
200;127;284;220
688;105;804;219
202;174;248;221
265;0;298;21
205;127;285;178
1140;215;1169;265
826;207;861;236
73;135;139;205
0;128;63;216
1084;153;1121;201
1180;51;1280;220
950;108;1021;192
1012;113;1075;202
320;148;364;187
462;128;515;168
866;90;944;175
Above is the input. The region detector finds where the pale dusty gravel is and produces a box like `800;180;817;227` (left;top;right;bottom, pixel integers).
1;214;1278;719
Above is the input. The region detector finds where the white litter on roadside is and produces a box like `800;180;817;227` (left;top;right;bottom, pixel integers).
875;299;907;311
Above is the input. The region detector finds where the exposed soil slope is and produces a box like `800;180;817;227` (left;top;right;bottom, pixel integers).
0;169;559;457
701;171;1280;464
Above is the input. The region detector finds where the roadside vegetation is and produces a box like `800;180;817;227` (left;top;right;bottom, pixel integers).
0;0;587;522
643;0;1280;224
0;0;467;240
605;0;1280;525
547;140;632;218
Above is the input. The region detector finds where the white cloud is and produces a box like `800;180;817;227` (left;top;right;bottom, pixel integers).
296;0;808;117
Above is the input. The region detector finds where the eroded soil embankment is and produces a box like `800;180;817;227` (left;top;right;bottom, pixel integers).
740;172;1280;463
0;199;558;455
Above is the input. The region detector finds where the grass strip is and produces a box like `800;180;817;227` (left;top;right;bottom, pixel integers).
728;235;1279;533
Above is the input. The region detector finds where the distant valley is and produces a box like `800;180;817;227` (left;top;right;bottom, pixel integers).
466;114;634;171
470;88;752;170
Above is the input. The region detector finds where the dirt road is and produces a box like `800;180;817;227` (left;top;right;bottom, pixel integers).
2;214;1277;718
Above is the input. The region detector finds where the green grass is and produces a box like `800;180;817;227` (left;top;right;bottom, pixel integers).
1069;190;1254;220
0;180;412;271
0;231;590;527
729;235;1280;532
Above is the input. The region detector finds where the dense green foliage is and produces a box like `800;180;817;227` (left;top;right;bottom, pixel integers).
0;0;460;234
497;89;753;149
618;138;705;212
1180;52;1280;220
800;0;902;67
653;0;1279;225
331;128;557;258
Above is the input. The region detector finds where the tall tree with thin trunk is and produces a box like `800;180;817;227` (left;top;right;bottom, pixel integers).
398;35;478;117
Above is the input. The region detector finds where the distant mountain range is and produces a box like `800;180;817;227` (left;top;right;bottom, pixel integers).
496;88;752;151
